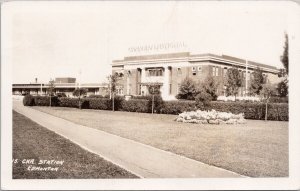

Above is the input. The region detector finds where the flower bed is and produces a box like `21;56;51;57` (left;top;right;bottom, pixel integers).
175;109;246;124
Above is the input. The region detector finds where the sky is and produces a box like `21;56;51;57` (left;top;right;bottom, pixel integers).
2;1;294;84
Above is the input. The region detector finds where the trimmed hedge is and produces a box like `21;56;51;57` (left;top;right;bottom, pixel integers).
26;96;288;121
86;98;111;110
59;97;123;110
160;101;197;115
121;99;149;113
59;97;79;108
160;101;288;121
23;95;35;106
23;95;60;106
269;96;288;103
207;102;288;121
34;96;60;106
88;95;108;98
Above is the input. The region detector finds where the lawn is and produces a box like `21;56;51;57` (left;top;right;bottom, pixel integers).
33;106;289;177
13;110;138;179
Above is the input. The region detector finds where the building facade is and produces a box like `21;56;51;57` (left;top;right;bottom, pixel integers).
112;52;281;100
12;77;108;97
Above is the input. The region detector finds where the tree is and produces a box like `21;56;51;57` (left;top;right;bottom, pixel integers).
277;79;288;97
48;79;55;107
249;67;265;96
195;89;213;109
176;77;197;100
194;76;219;108
280;33;288;75
72;88;87;109
260;82;276;121
147;83;161;114
225;68;242;101
107;72;122;111
198;76;220;101
277;33;289;97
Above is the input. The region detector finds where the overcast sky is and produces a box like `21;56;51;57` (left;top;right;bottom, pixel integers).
2;1;293;84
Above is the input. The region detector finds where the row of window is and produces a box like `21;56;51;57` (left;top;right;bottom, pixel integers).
148;69;163;76
191;66;202;72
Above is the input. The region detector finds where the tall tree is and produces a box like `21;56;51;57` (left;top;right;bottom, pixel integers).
73;88;87;109
280;33;289;75
176;77;197;100
147;83;162;114
260;82;276;121
249;67;265;96
277;33;289;97
107;72;122;111
48;79;55;107
225;68;242;101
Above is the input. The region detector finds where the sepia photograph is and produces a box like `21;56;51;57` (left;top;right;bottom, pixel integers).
1;0;300;190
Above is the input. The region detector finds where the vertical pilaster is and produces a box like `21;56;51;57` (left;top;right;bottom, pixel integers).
162;66;170;99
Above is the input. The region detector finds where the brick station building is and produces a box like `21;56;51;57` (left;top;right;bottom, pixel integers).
112;52;281;100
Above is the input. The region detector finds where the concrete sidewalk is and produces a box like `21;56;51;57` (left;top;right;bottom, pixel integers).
13;101;244;178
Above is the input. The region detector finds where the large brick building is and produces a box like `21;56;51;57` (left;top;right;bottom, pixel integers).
112;52;281;100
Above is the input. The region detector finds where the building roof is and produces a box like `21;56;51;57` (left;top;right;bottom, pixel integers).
112;52;278;72
123;52;190;62
12;82;108;89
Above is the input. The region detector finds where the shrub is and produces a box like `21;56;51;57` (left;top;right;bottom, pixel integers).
148;95;164;113
88;95;105;98
176;77;198;100
198;76;219;101
131;95;152;100
59;97;79;108
86;98;111;110
161;100;288;121
33;96;60;106
30;95;288;121
269;96;288;103
195;89;212;109
110;96;125;111
121;99;149;113
207;101;288;121
161;100;197;115
23;95;35;106
56;93;67;97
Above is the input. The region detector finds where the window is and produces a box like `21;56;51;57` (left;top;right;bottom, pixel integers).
198;66;202;71
169;84;172;95
177;84;181;94
212;67;216;76
139;85;141;95
192;67;196;76
177;68;182;75
215;67;219;76
148;69;163;76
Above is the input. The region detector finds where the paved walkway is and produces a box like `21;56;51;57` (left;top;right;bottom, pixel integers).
13;101;244;178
